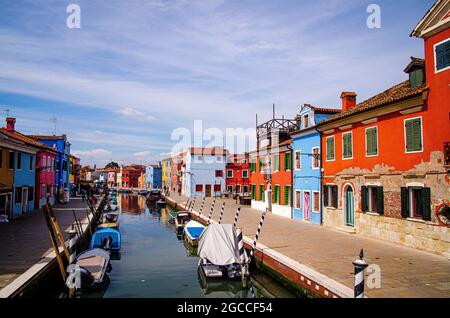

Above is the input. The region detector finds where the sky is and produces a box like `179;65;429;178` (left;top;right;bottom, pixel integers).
0;0;435;167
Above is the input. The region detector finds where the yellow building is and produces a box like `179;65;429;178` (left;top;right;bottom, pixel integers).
0;133;16;218
138;171;146;190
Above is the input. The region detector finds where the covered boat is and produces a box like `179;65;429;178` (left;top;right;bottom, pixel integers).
98;212;120;229
184;220;206;246
197;224;249;280
175;211;191;231
65;248;111;292
90;228;121;251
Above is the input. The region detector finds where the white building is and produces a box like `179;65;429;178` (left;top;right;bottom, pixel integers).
183;147;228;197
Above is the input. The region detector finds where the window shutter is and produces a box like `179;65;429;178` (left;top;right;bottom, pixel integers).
445;41;450;69
284;186;289;205
405;120;413;151
412;119;422;150
361;186;368;212
332;185;338;208
421;187;431;221
400;187;409;218
366;130;371;155
327;138;332;159
323;185;329;206
375;186;384;215
373;129;378;153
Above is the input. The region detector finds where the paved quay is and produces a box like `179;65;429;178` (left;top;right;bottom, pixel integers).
0;197;91;290
167;193;450;298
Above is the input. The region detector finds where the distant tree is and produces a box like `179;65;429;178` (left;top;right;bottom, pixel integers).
105;161;120;169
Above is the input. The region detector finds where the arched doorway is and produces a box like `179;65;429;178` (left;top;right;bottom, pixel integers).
344;185;354;227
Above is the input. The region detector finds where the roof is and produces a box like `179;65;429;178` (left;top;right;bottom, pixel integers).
404;56;425;73
27;134;67;141
411;0;450;38
319;80;427;125
302;104;341;114
187;147;229;155
0;128;57;153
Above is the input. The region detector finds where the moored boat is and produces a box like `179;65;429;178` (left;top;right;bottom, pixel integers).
98;212;120;229
175;211;191;231
183;220;206;247
90;228;121;252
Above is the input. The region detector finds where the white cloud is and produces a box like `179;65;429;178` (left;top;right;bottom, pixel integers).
116;107;156;122
72;148;112;158
134;150;151;157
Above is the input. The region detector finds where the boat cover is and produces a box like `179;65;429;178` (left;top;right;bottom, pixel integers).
198;224;249;266
185;220;205;239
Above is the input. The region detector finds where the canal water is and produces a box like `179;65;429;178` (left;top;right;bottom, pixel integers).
77;194;297;298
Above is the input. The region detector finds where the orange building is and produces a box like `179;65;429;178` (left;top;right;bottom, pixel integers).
318;2;449;256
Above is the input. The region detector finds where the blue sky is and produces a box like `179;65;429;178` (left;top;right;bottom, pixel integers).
0;0;434;167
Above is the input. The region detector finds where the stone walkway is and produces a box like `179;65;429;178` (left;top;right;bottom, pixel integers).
169;193;450;298
0;197;90;290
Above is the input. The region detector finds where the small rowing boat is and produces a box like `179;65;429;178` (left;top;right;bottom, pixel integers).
90;228;121;252
175;211;191;231
184;220;206;247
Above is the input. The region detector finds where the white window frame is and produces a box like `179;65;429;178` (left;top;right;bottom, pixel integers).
242;170;248;178
325;136;335;162
312;191;320;213
295;190;301;210
227;169;233;178
311;147;320;169
227;185;233;193
342;131;353;160
434;37;450;74
404;116;424;154
295;151;301;170
243;185;249;193
365;126;379;157
303;114;309;129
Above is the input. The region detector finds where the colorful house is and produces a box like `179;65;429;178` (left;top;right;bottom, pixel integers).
107;168;118;188
116;166;122;189
183;147;228;197
317;1;449;256
225;153;250;195
145;164;162;189
161;157;172;190
122;165;144;188
69;154;80;194
138;171;146;189
0;132;16;219
250;116;297;218
290;105;341;224
35;145;57;209
1;118;39;218
28;134;71;200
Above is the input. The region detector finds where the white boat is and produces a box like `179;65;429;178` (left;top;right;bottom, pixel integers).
174;211;191;231
183;220;206;247
197;224;249;280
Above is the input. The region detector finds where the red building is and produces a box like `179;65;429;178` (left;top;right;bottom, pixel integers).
121;165;144;188
226;153;250;195
318;1;449;256
36;148;57;208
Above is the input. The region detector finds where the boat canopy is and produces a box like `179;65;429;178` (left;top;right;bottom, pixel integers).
198;224;248;266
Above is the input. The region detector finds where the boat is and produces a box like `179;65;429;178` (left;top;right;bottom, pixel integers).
184;220;206;247
98;212;120;229
174;211;191;231
138;189;149;195
146;189;160;203
156;199;166;208
197;224;249;280
90;228;121;252
65;248;112;292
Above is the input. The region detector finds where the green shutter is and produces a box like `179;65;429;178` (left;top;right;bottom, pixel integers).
366;128;378;156
343;133;352;158
332;186;338;208
326;138;334;160
406;118;422;152
323;185;329;206
284;186;290;206
400;187;409;218
259;185;265;202
435;40;450;71
361;186;368;212
375;186;384;215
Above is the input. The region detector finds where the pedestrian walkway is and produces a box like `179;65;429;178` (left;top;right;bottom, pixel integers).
169;193;450;298
0;198;90;290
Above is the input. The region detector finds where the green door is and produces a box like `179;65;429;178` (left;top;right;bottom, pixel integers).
345;187;354;227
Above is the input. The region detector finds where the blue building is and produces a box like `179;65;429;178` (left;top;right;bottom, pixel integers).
290;105;340;224
28;134;71;200
145;165;162;189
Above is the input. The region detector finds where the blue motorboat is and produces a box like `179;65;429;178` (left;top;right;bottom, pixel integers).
90;228;121;252
183;220;206;247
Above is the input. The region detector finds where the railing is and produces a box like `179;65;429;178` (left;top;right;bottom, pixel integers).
445;142;450;166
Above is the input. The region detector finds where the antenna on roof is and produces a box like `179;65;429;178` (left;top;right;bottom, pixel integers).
3;109;9;117
50;117;57;135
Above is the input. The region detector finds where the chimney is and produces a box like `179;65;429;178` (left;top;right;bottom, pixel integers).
6;117;16;131
340;92;357;111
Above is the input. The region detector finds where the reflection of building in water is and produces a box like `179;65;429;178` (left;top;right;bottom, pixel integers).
120;194;146;214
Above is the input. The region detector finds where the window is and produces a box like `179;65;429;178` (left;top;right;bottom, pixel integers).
62;160;67;171
213;184;221;192
251;185;256;200
259;157;264;172
216;156;222;162
242;170;248;178
401;186;431;221
8;151;14;170
405;117;423;153
361;186;384;214
284;186;291;206
17;153;22;170
243;185;249;193
295;191;301;209
195;184;203;192
215;170;223;177
227;170;233;178
323;185;338;208
295;151;301;170
236;185;241;193
15;187;22;204
227;185;233;193
259;185;265;202
312;148;319;169
342;132;353;159
242;159;247;164
272;154;280;171
326;136;335;161
273;185;280;204
366;127;378;156
435;38;450;72
250;160;256;172
29;156;34;171
197;156;203;161
284;152;292;171
313;192;320;212
304;114;309;128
